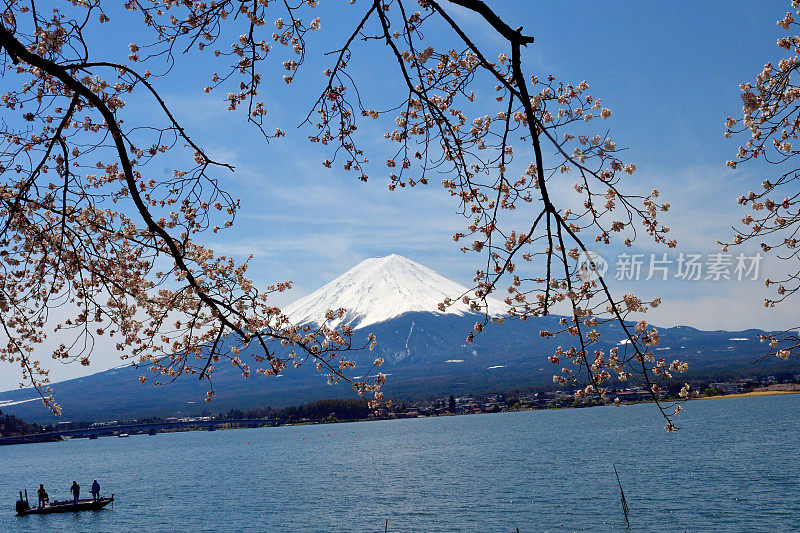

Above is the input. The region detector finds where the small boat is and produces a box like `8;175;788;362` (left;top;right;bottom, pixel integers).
117;433;130;438
16;492;114;515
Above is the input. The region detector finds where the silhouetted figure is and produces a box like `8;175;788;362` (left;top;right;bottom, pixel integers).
70;481;80;504
37;484;48;508
91;480;100;501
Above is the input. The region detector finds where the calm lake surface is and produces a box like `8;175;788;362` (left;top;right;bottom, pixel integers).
1;394;798;532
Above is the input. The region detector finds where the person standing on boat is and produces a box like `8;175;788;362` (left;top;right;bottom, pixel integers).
70;481;80;504
37;484;47;508
91;480;100;501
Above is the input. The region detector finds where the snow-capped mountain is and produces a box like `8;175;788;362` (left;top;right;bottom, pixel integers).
284;254;506;329
1;253;793;424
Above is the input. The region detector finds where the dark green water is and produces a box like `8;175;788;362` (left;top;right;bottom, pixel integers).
1;394;798;532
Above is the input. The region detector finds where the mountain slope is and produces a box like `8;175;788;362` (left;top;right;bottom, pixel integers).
1;314;794;424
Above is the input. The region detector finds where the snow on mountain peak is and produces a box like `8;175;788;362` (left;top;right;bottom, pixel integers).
284;254;506;329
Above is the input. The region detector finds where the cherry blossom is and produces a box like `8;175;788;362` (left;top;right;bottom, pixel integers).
724;0;800;363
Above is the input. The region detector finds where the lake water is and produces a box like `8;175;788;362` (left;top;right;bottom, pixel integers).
1;394;798;532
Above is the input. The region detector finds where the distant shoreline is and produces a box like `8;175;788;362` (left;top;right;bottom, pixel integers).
6;384;800;446
697;390;800;401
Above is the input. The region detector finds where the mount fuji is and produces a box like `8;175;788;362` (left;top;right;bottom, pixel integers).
0;255;795;423
284;254;506;330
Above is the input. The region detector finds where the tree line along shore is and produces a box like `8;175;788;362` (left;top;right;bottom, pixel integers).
3;374;800;443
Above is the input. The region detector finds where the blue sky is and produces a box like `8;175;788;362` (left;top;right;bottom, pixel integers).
179;0;791;325
2;1;796;390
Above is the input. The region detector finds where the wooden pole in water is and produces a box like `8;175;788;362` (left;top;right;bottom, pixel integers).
614;464;630;528
384;518;388;532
